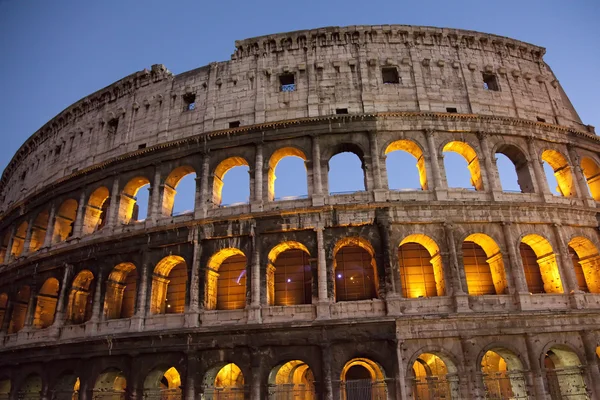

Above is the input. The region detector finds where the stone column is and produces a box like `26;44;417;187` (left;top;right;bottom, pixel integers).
107;177;120;228
444;223;465;295
525;334;549;400
198;153;211;217
148;166;161;220
185;231;201;328
478;132;501;193
89;268;104;323
527;137;550;198
135;262;150;320
369;131;383;188
376;212;398;297
251;144;264;212
42;204;56;248
22;289;37;330
580;331;600;397
567;145;595;206
249;227;262;322
316;225;330;319
1;300;12;333
72;191;86;238
184;355;198;400
250;350;263;400
312;135;324;206
52;264;73;329
500;222;528;294
21;217;34;255
395;339;409;400
424;129;446;200
552;223;583;301
3;226;15;264
321;344;334;400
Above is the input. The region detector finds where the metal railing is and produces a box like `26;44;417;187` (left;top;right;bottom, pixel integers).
268;384;315;400
273;194;309;201
143;388;181;400
51;390;79;400
280;84;296;92
413;379;453;399
483;375;529;399
91;390;126;400
203;387;246;400
340;379;387;400
546;369;590;400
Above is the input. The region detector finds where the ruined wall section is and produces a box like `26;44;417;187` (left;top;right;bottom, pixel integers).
0;25;587;213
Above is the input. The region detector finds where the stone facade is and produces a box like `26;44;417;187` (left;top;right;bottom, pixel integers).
0;25;598;400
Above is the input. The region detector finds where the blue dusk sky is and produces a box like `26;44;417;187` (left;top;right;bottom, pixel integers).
0;0;598;215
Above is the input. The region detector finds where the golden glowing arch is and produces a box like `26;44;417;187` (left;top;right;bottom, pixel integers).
206;248;247;311
385;139;428;190
464;233;507;295
213;157;249;206
143;366;181;389
541;149;576;197
162;166;196;216
340;358;385;381
153;255;186;277
83;186;110;235
399;234;445;297
268;147;308;201
581;157;600;201
119;176;151;224
266;241;311;305
443;141;483;190
568;236;600;293
53;199;78;243
207;248;246;272
105;263;137;320
521;234;563;294
333;237;375;258
10;221;28;258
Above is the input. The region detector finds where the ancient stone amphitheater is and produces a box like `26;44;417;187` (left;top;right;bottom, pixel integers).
0;24;598;400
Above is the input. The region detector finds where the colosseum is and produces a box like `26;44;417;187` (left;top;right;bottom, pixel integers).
0;23;598;400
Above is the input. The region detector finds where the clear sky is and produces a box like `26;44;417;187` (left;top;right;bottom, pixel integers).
0;0;598;214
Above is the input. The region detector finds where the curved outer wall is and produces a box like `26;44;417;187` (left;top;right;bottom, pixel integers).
0;25;599;400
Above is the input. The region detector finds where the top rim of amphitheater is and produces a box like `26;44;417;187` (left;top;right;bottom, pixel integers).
234;24;545;52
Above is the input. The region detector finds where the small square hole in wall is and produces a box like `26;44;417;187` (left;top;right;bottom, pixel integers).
536;117;546;123
107;118;119;134
279;73;296;92
446;107;458;113
138;143;146;149
229;121;240;128
482;73;500;91
382;67;400;84
183;93;196;111
336;108;349;115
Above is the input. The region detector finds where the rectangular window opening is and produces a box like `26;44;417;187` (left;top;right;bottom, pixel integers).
107;118;119;134
336;108;349;115
446;107;458;113
536;117;546;123
382;67;400;84
183;93;196;111
229;121;240;128
138;143;146;149
482;73;499;91
279;73;296;92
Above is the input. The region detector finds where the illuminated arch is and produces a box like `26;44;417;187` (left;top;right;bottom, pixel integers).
268;360;315;400
495;144;534;193
581;157;600;201
463;233;507;295
385;139;428;190
568;236;600;293
66;270;94;324
53;199;78;243
399;234;445;297
268;147;308;201
150;256;187;315
119;176;151;224
162;165;196;216
544;345;588;398
33;277;59;329
213;157;250;206
53;373;80;400
443;141;483;190
327;143;367;194
266;241;311;306
206;248;247;310
0;378;10;400
340;358;387;400
333;237;378;302
520;234;563;294
93;368;126;400
29;210;49;253
10;221;28;258
0;293;7;329
412;352;459;399
203;363;245;400
143;366;181;400
0;232;8;262
541;149;576;197
480;348;527;399
17;374;42;400
83;186;110;235
104;263;137;319
8;285;30;333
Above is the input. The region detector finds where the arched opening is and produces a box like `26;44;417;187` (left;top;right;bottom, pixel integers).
163;166;196;216
29;210;49;252
268;147;308;201
520;235;563;294
541;150;576;197
10;222;28;258
53;373;79;400
463;234;508;295
268;360;315;400
119;177;151;224
213;157;250;206
568;236;600;293
8;285;30;333
0;379;10;400
333;238;378;302
143;366;181;400
385;140;427;190
150;256;187;315
340;358;387;400
203;363;245;400
481;349;528;399
93;368;126;400
104;263;137;320
328;146;366;195
17;374;42;400
33;277;59;328
544;346;588;399
267;242;312;306
66;270;94;324
398;235;445;298
495;145;534;193
443;141;483;191
581;157;600;201
52;199;78;243
83;187;110;235
206;249;247;311
412;353;459;400
0;293;7;329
